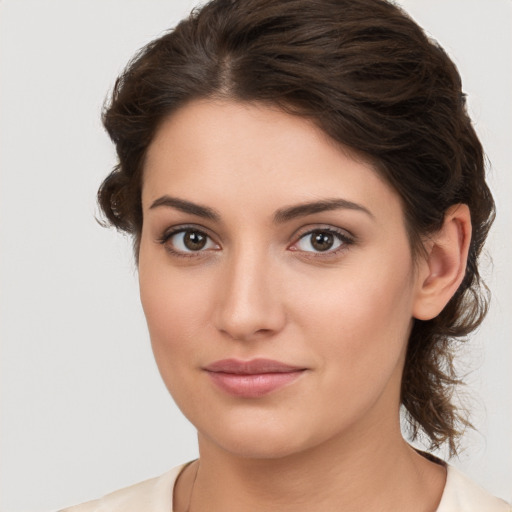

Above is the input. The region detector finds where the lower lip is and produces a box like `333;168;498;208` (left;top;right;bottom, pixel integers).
206;371;305;398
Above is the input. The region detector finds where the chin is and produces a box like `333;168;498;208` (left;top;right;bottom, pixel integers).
194;404;349;462
202;426;312;460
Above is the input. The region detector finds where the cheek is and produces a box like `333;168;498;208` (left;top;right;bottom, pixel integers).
290;254;416;384
138;251;213;381
139;273;211;422
283;266;414;439
140;274;202;342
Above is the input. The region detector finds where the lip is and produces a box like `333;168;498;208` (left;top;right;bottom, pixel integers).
203;358;307;398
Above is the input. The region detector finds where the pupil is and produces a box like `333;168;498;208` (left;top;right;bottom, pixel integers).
184;231;207;250
312;231;333;251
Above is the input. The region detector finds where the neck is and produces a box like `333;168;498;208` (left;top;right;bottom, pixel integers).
180;418;446;512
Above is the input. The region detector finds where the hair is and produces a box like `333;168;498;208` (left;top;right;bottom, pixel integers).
99;0;495;456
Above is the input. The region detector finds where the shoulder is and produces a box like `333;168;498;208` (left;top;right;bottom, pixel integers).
58;464;187;512
436;464;511;512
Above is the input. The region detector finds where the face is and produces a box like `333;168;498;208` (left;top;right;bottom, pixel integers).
139;100;424;459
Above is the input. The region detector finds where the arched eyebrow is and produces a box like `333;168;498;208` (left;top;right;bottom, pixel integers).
273;198;374;223
149;196;221;221
149;196;374;223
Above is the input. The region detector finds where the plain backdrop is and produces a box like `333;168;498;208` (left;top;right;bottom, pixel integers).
1;1;511;510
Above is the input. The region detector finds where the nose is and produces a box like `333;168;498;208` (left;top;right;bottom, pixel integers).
213;247;287;342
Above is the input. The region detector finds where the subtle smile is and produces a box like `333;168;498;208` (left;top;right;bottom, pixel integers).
203;358;307;398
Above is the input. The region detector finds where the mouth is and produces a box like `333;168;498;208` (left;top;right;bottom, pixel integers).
202;358;307;398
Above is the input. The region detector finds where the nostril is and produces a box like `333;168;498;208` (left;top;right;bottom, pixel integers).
216;311;285;342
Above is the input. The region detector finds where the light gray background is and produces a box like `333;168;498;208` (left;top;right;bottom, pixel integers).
1;1;510;510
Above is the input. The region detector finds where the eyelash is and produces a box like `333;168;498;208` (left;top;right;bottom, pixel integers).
157;225;220;258
157;225;355;259
290;226;355;258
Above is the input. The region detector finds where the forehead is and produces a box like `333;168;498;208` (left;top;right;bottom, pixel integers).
142;99;403;226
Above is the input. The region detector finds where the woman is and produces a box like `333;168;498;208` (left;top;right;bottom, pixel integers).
61;0;509;510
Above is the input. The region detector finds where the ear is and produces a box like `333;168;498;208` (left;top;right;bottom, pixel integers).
413;204;472;321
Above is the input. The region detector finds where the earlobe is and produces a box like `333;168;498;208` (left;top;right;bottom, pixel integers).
413;204;472;321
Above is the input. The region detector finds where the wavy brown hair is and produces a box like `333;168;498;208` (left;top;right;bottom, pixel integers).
99;0;495;456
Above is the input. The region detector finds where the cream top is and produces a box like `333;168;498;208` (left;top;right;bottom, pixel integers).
60;462;511;512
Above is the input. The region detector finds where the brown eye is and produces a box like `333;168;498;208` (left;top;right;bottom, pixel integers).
183;230;207;250
293;228;351;254
310;231;335;251
161;228;219;254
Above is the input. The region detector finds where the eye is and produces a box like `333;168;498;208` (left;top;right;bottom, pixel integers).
159;227;219;255
292;228;352;253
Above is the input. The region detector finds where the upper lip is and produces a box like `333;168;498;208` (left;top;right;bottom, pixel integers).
203;358;305;375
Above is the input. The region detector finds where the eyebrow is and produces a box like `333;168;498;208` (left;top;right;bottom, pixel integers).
273;198;374;223
149;195;373;223
149;196;221;221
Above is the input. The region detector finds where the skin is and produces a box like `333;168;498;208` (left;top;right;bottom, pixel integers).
138;100;471;512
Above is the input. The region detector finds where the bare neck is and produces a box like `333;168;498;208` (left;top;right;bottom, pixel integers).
174;426;446;512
